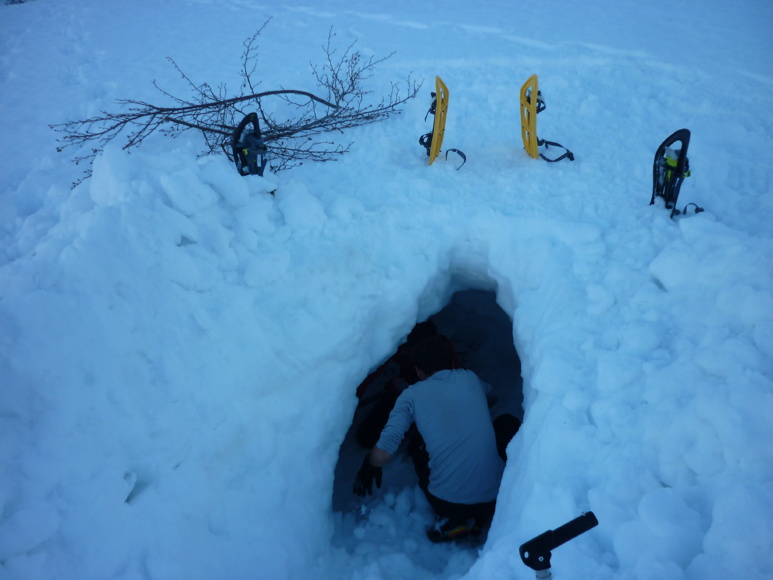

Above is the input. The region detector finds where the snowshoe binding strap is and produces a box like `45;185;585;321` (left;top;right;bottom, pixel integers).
229;112;268;176
424;92;438;121
445;148;466;170
419;133;466;170
527;89;546;115
537;138;574;162
675;202;704;217
418;91;438;155
419;132;433;157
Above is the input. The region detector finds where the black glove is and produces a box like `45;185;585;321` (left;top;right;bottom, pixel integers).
353;455;382;497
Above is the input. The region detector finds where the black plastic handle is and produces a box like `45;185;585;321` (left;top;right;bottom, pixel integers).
519;512;599;571
552;511;598;547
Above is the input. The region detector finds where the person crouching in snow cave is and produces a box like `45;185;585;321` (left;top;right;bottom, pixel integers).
354;320;459;449
353;335;505;543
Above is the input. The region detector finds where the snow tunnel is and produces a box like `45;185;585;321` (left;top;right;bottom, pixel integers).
331;288;524;564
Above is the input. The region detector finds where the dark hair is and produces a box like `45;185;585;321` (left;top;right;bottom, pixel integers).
409;335;455;377
406;320;437;346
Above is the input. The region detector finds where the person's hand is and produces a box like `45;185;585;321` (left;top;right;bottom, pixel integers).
353;455;382;497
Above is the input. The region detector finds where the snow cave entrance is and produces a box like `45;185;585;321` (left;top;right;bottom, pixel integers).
332;289;524;560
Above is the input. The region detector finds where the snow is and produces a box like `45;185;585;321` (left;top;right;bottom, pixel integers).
1;0;772;579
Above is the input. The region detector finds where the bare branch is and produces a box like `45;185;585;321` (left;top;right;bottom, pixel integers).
51;19;422;182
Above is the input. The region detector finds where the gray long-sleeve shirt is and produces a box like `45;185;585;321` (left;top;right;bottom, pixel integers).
376;368;504;505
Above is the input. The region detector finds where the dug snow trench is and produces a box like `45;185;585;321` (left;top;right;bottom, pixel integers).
331;288;524;576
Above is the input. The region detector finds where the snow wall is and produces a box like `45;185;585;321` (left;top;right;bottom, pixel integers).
3;144;609;578
3;129;771;579
3;139;764;578
4;84;772;580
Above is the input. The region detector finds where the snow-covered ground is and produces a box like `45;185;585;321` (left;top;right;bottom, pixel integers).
1;1;772;579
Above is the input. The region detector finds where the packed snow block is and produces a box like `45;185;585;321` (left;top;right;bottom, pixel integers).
614;487;703;572
697;483;773;575
327;195;366;222
0;502;60;559
157;243;204;288
89;145;133;207
242;246;291;286
275;182;327;234
595;351;643;392
159;168;219;216
234;194;283;239
198;158;250;207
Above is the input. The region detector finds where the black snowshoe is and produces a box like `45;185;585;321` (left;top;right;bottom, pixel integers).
227;112;268;177
650;128;702;218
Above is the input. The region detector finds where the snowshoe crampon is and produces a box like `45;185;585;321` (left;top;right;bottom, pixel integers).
227;112;268;176
650;128;702;218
